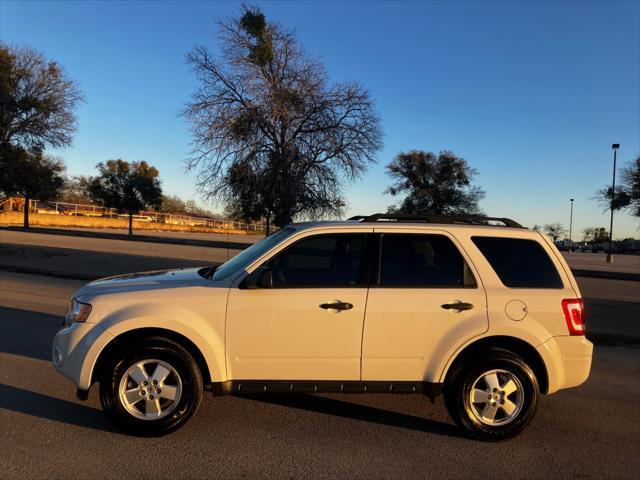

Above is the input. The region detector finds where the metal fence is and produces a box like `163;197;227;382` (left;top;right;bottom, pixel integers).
0;197;266;233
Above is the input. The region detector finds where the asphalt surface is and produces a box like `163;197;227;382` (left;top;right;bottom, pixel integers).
1;271;639;479
0;228;237;279
562;251;640;275
577;277;640;345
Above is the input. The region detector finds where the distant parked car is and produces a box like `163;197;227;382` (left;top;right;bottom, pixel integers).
52;214;592;440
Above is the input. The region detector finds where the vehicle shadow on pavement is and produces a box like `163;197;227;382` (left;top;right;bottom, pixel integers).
244;394;464;439
0;383;116;433
0;306;61;362
583;298;640;347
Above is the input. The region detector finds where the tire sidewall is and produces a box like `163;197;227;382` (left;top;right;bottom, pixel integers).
100;339;202;436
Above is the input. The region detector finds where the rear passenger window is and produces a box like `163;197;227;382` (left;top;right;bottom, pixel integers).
472;237;563;288
379;234;475;287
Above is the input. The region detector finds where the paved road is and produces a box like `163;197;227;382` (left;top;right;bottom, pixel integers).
562;251;640;275
577;277;639;344
0;229;237;279
1;272;639;479
30;226;264;244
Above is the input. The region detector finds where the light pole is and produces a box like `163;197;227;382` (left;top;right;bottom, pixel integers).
569;198;574;252
606;143;620;264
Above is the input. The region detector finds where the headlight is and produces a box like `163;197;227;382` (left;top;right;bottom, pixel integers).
64;298;92;327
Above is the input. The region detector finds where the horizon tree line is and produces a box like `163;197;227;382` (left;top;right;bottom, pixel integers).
2;5;639;238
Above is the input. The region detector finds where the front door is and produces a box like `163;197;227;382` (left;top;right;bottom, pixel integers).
226;232;370;380
362;230;488;381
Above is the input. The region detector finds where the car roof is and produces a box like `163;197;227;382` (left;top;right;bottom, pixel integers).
288;220;532;235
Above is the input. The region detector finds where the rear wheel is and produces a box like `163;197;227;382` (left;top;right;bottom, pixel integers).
99;337;203;436
444;350;539;441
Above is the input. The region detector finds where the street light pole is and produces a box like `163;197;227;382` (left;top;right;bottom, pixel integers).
606;144;620;264
569;198;574;252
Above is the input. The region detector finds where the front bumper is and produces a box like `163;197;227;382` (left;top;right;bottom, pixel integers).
537;336;593;394
52;321;112;390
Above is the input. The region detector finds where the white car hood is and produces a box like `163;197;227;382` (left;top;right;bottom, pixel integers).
74;268;212;299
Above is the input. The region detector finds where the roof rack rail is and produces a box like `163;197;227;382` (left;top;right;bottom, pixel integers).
347;213;524;228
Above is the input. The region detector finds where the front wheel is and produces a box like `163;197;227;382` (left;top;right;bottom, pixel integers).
444;350;539;441
99;337;203;436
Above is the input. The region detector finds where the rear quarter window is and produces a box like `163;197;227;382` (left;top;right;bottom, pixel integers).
471;236;564;288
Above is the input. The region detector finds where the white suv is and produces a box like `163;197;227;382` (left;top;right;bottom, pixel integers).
52;214;592;440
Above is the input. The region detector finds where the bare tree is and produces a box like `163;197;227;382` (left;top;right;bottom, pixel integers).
544;223;566;242
594;155;640;219
183;6;382;233
621;156;640;218
385;150;485;216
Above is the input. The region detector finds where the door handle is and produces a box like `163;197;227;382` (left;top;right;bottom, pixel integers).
319;301;353;311
441;302;474;311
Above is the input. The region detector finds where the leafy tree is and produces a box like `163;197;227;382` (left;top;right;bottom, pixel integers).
543;223;566;242
532;224;541;232
183;6;382;233
583;227;609;245
160;194;188;214
593;227;610;243
0;145;65;227
0;44;82;227
88;160;163;236
0;44;82;149
384;150;485;216
582;227;595;243
60;175;92;204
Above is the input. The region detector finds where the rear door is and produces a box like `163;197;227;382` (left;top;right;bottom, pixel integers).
361;230;488;381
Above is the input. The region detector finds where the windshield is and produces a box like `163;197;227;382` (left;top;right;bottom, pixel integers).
212;227;297;281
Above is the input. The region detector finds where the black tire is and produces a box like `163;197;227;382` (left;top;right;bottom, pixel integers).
444;350;539;441
99;336;203;436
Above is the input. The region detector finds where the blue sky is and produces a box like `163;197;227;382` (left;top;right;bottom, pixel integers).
1;0;639;238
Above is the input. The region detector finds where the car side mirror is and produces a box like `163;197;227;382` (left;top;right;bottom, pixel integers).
240;265;272;289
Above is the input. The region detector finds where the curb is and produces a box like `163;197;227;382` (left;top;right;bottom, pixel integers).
571;269;640;282
0;226;255;251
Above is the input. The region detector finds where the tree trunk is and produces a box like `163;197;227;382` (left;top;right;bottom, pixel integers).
265;209;271;236
128;211;133;237
23;196;30;229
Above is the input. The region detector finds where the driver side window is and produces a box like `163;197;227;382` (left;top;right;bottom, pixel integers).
268;234;366;287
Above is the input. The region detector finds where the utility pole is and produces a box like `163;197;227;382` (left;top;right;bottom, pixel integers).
607;144;619;263
569;198;574;252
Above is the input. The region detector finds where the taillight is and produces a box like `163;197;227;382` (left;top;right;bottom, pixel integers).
562;298;586;335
